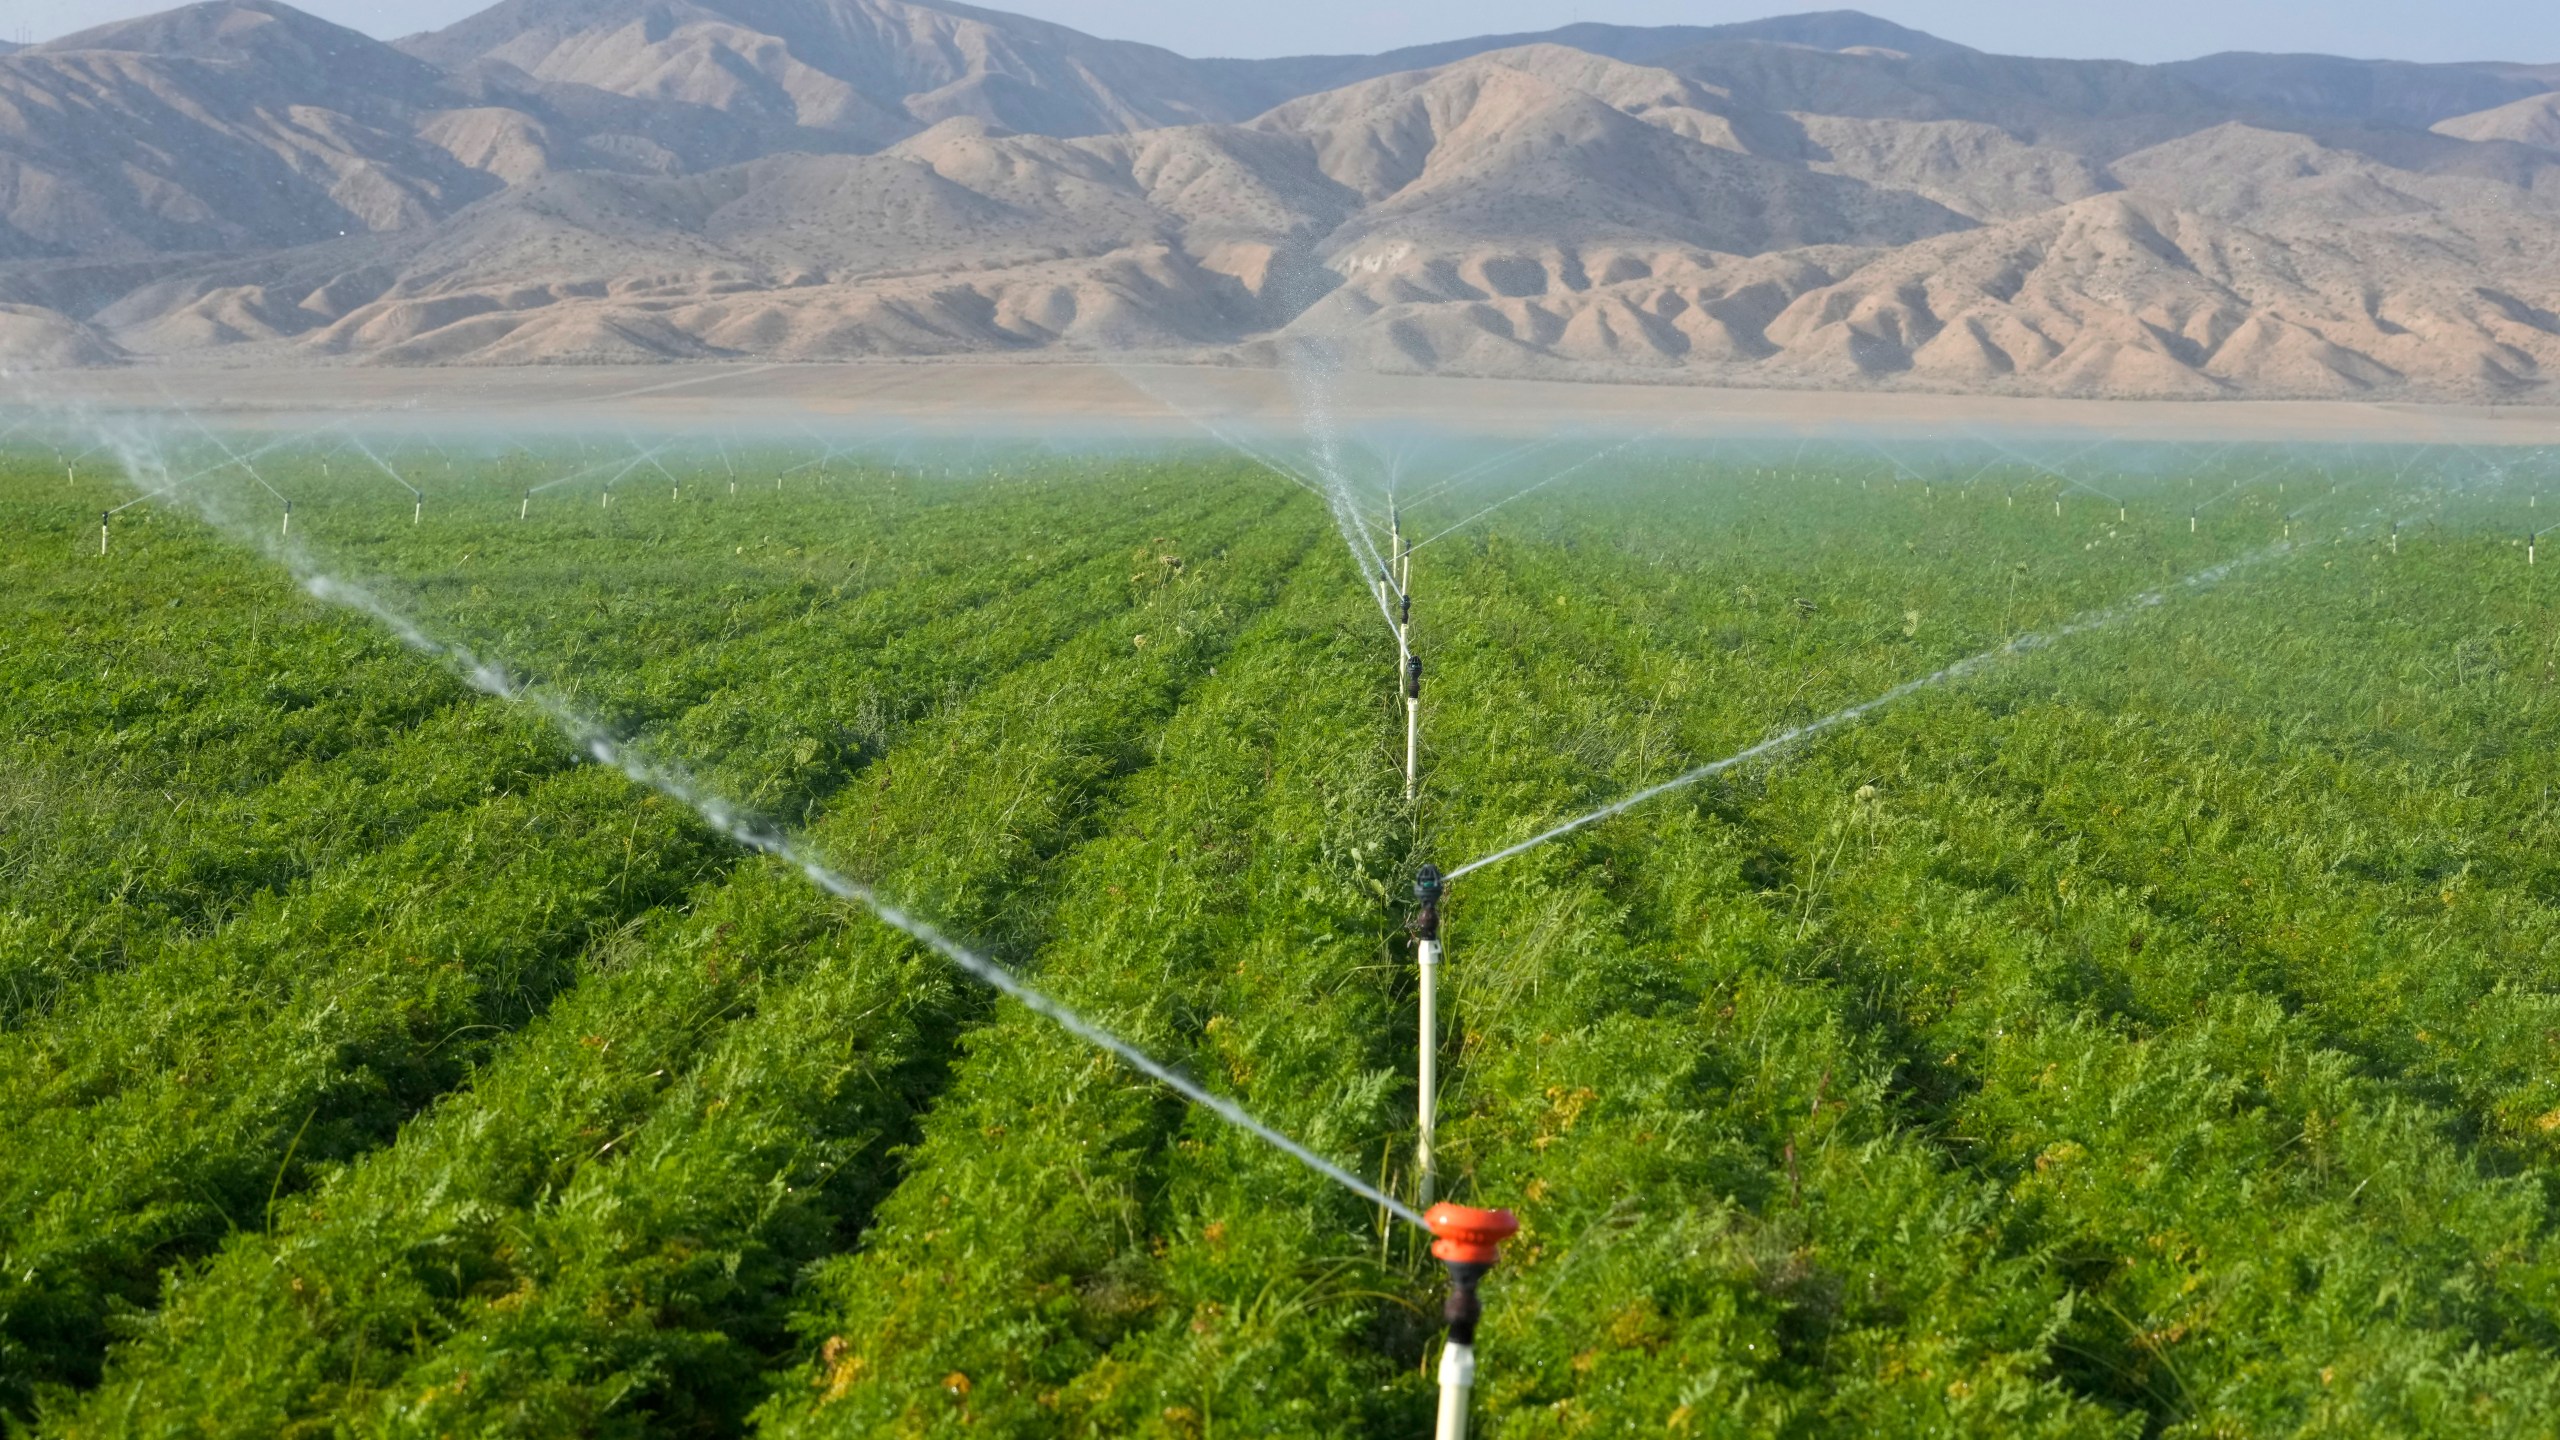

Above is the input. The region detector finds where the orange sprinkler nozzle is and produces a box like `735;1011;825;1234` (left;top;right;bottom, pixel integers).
1425;1203;1519;1267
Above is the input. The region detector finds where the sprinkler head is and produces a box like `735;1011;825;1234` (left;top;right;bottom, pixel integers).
1426;1203;1518;1267
1412;864;1443;940
1425;1202;1520;1346
1406;654;1423;700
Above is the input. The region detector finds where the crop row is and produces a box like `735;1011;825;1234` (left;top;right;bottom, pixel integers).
46;480;1322;1433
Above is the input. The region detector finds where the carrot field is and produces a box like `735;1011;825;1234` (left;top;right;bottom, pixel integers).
6;431;2560;1437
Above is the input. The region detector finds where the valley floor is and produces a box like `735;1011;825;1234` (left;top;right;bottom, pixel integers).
22;360;2560;445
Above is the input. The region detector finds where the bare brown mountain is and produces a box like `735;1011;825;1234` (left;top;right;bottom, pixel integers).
1;0;2556;403
0;2;492;259
396;0;1255;147
2436;91;2560;151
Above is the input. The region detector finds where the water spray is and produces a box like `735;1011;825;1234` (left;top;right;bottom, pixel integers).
1411;865;1443;1206
130;505;1440;1241
1426;1202;1519;1440
1445;540;2297;882
347;435;424;524
1409;428;1667;556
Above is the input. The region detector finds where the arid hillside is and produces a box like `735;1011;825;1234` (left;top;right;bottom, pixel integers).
3;0;2557;400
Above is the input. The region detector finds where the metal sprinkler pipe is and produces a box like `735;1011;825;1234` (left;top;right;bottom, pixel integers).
281;500;291;538
521;491;530;521
99;510;109;557
1427;1203;1520;1440
1412;865;1443;1206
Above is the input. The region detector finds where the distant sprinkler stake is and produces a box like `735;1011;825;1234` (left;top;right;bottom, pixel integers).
1428;1203;1520;1440
2391;521;2399;555
99;510;109;557
281;500;291;538
520;491;530;521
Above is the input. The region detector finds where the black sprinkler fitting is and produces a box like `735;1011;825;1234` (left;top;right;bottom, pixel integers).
1407;654;1423;700
1412;864;1443;942
1441;1261;1492;1346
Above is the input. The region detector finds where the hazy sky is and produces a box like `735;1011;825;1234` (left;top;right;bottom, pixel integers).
11;0;2557;64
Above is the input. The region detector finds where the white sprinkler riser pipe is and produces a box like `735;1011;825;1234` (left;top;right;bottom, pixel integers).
1435;1342;1476;1440
1417;938;1439;1204
1406;696;1420;800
